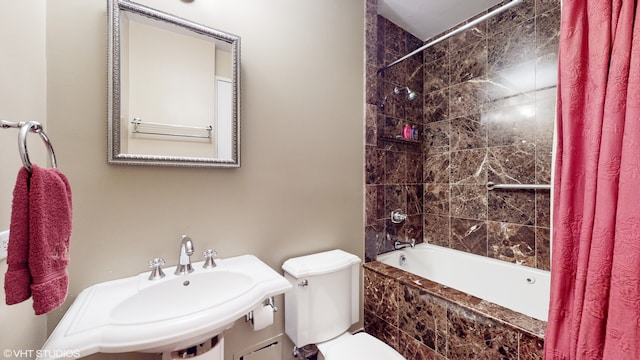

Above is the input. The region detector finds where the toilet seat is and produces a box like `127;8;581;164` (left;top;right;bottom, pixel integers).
318;332;405;360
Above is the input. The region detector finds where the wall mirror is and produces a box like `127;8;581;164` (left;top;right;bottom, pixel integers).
108;0;240;167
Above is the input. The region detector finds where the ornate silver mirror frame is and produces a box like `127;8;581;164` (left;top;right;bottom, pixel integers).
107;0;240;167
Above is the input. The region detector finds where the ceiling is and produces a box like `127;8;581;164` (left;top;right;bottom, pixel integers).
378;0;503;41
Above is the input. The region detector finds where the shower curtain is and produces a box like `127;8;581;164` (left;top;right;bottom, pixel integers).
544;0;640;359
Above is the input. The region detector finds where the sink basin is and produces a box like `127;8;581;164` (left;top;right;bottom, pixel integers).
38;255;291;359
111;271;254;324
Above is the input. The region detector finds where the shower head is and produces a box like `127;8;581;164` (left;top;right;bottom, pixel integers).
394;86;417;102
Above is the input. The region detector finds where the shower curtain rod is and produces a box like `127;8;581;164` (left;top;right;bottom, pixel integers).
378;0;523;73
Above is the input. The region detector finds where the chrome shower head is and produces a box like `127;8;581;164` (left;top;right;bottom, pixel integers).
394;86;417;102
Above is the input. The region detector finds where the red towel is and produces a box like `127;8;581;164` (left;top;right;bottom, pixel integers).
4;165;72;315
4;167;31;304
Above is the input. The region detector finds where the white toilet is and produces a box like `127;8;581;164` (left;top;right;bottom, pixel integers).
282;249;405;360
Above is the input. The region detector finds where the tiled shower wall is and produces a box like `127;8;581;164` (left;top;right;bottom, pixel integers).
365;0;560;271
364;4;426;261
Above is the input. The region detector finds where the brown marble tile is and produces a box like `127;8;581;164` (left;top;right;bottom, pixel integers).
382;16;407;56
487;221;536;266
488;18;536;72
488;189;535;225
519;332;545;360
449;80;490;119
535;190;550;228
487;143;536;185
365;223;386;262
424;214;450;247
366;65;379;106
407;184;424;215
407;153;423;184
450;114;487;151
380;90;406;120
450;39;488;84
535;86;556;147
424;120;450;153
536;144;552;185
451;218;487;256
447;305;519;359
363;261;548;339
423;37;449;64
535;226;550;271
424;184;449;215
399;284;448;355
424;152;450;184
407;33;423;61
365;104;378;146
365;0;377;26
424;59;449;94
386;219;419;243
406;56;424;92
364;268;399;326
366;184;386;223
449;22;487;53
488;0;535;34
384;185;406;214
486;61;537;104
365;309;400;351
424;89;450;123
536;0;560;16
485;95;537;148
398;330;445;360
451;184;488;220
376;112;406;138
535;7;560;57
385;150;407;184
379;231;397;254
400;214;424;242
450;148;488;185
382;53;407;86
366;146;385;184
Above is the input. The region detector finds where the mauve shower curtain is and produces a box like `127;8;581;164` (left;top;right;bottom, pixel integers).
544;0;640;359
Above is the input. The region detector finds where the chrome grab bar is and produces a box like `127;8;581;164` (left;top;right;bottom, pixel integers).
487;182;551;190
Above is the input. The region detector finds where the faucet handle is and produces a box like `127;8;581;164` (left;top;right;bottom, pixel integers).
148;258;166;280
203;249;218;269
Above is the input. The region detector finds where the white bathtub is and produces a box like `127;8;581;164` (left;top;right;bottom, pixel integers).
377;243;550;321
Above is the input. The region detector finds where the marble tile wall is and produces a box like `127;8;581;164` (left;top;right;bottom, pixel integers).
364;0;560;271
363;262;546;359
365;2;426;261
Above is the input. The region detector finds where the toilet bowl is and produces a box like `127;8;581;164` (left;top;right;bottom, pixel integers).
316;332;403;360
282;250;405;360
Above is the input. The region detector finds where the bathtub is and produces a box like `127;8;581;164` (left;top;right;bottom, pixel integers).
377;243;550;321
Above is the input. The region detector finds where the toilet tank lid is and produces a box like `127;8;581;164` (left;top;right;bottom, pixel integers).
282;249;361;278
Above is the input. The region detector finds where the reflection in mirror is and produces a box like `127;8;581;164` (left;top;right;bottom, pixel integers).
108;0;240;167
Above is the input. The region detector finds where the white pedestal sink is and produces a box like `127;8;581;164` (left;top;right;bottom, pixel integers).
38;255;291;359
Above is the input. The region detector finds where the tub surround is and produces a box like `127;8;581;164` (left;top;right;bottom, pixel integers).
364;261;545;359
363;1;558;357
365;0;559;269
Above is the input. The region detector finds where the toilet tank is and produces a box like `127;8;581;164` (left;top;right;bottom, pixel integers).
282;250;361;348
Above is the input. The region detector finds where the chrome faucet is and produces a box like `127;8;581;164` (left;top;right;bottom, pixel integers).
394;238;415;250
175;235;195;275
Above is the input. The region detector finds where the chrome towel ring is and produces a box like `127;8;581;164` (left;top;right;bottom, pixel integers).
1;120;57;172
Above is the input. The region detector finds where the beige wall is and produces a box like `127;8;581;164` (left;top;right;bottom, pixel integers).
125;19;217;157
0;1;48;354
44;1;364;360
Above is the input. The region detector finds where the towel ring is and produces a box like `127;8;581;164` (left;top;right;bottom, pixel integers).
18;121;57;173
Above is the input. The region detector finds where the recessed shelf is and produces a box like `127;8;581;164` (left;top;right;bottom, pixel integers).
378;136;421;144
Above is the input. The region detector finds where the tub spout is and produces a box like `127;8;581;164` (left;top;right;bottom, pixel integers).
394;238;415;250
